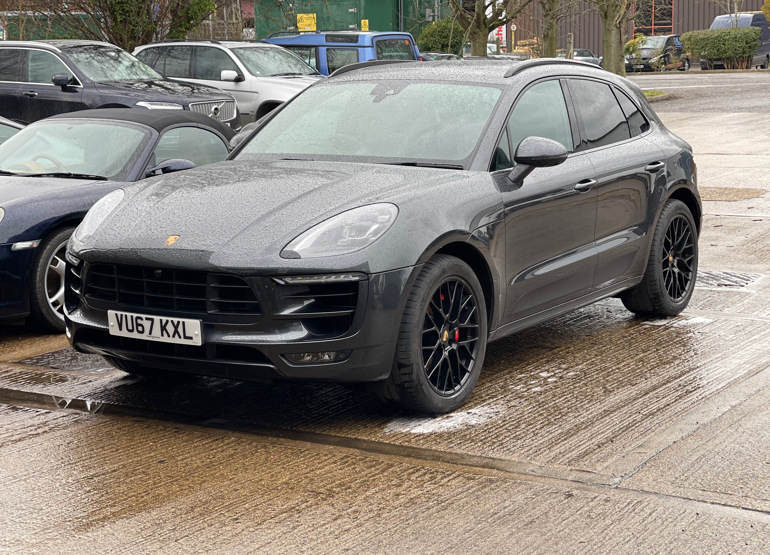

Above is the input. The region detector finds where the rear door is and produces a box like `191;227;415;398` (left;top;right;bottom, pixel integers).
566;78;666;291
0;48;25;121
18;49;84;123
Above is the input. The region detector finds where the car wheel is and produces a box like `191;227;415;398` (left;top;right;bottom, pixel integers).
621;199;698;317
378;255;488;414
679;58;690;71
29;227;74;332
762;56;769;70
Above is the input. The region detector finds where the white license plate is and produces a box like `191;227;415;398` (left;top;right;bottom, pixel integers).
107;310;202;346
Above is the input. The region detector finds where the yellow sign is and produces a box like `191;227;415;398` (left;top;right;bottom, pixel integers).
361;19;369;31
297;13;317;31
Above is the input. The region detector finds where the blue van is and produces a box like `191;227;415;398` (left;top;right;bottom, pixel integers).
264;31;420;75
707;12;770;69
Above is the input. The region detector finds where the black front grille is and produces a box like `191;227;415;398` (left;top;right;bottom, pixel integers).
275;280;360;338
83;264;261;318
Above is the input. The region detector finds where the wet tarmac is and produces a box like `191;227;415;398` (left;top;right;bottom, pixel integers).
2;73;770;552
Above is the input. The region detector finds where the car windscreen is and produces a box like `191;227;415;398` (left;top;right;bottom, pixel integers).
0;120;151;180
642;36;667;49
65;45;163;82
231;46;318;76
236;80;502;165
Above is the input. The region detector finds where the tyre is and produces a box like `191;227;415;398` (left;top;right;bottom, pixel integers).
29;227;74;333
762;56;769;70
621;199;698;317
377;255;488;414
678;58;690;71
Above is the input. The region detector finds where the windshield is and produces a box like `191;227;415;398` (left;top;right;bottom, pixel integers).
236;81;502;165
642;36;667;49
0;120;151;180
65;45;162;82
231;46;318;76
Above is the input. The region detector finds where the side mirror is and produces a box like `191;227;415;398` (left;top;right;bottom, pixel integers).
221;70;244;82
145;158;195;177
508;136;569;184
52;74;69;89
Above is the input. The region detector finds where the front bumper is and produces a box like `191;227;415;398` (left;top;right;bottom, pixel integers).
66;262;418;383
0;243;35;321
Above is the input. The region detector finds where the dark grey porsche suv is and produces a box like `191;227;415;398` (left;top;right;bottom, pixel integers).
65;59;701;414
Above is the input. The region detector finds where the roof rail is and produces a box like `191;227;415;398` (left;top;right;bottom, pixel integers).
145;38;223;45
329;59;416;77
503;58;602;78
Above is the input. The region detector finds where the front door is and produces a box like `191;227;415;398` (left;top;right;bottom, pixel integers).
498;79;598;323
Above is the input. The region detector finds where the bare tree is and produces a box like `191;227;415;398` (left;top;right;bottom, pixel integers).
449;0;533;56
587;0;633;74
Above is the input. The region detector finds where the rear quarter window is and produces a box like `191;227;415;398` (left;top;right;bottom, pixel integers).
375;38;416;60
569;79;631;149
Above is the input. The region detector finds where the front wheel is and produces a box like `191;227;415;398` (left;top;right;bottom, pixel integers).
377;255;488;414
29;227;75;332
678;58;690;71
621;199;698;317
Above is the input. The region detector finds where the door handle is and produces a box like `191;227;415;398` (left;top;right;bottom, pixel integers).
645;161;665;173
22;91;38;97
574;179;597;192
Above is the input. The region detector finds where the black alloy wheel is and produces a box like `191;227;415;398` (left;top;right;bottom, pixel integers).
377;255;488;414
421;277;481;396
661;213;696;302
621;199;698;317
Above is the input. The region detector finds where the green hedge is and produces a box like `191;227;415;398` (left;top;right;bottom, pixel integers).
681;27;761;69
417;18;465;56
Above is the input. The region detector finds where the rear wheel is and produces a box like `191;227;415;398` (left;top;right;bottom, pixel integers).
377;255;488;414
762;56;769;70
621;199;698;317
29;227;74;333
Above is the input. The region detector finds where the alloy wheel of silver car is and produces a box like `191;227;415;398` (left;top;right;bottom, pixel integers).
30;227;74;332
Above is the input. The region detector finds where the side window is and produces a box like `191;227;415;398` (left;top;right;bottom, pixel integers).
153;127;229;168
27;50;73;84
135;48;162;69
287;46;317;70
326;48;358;74
613;88;649;137
569;79;631;149
162;46;193;78
0;123;19;145
194;47;239;81
0;49;23;81
507;79;574;156
492;129;512;171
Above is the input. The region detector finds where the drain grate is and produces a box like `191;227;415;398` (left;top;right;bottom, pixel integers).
17;349;111;372
695;270;762;289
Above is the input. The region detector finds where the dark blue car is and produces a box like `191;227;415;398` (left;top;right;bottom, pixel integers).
264;30;419;75
0;109;233;331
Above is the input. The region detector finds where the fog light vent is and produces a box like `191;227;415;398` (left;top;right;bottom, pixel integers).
284;350;352;364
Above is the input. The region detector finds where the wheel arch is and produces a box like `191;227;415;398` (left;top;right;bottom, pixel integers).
256;101;283;120
666;185;702;234
431;240;496;329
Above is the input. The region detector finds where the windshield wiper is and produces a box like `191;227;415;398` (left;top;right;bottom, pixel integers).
387;162;464;170
24;172;108;180
270;72;308;77
0;170;18;176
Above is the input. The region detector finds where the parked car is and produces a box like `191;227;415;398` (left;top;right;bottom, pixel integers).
264;31;420;75
0;40;237;128
133;41;322;126
556;48;602;66
65;59;700;414
625;34;690;72
0;109;233;331
703;12;770;69
0;116;23;146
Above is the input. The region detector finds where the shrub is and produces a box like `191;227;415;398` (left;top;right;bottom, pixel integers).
417;18;466;57
681;27;761;69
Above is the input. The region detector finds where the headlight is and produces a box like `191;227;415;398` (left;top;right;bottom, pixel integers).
281;203;398;259
135;101;184;110
71;189;125;248
0;207;4;224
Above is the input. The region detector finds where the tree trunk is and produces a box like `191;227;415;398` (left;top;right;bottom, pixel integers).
601;13;618;73
541;0;559;57
612;24;626;76
470;19;488;55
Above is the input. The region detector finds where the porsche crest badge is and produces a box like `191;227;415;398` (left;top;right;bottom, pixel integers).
166;235;180;246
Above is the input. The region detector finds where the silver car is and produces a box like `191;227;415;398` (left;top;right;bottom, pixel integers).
134;41;322;126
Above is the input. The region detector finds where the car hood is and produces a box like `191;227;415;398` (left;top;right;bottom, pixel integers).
77;159;499;273
93;80;232;101
0;176;123;244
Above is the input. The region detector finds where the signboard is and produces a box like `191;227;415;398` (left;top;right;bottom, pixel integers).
297;13;317;31
361;19;369;31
